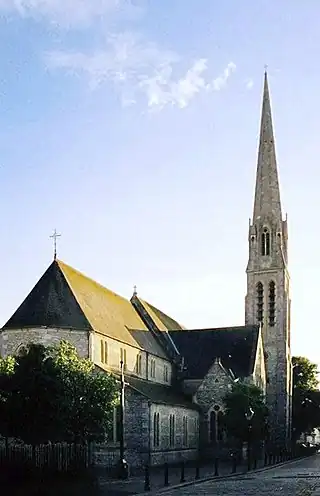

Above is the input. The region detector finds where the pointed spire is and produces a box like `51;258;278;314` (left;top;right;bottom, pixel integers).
252;70;282;222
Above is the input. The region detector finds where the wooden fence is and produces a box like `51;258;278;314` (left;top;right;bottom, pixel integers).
0;441;91;473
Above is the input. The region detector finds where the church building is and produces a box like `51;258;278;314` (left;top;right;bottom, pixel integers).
0;71;292;467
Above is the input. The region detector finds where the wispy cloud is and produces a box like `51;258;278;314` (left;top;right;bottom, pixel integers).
245;78;254;90
209;62;236;91
0;0;139;27
47;35;236;110
0;1;237;110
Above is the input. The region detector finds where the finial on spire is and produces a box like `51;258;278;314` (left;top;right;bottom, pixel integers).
133;285;137;297
264;64;268;73
50;229;61;260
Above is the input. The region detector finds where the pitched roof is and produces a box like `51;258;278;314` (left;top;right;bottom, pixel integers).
125;375;199;410
3;260;168;359
3;260;91;331
169;325;260;380
136;298;185;332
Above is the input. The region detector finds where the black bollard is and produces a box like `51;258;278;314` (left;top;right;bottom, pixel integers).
195;462;200;480
264;452;268;466
164;463;169;487
269;453;272;465
231;454;237;473
214;457;219;476
247;451;251;472
180;461;185;483
253;457;257;470
144;464;150;492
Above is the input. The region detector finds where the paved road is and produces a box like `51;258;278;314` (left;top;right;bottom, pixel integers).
160;456;320;495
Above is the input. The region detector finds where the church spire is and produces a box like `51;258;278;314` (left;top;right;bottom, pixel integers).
252;70;282;223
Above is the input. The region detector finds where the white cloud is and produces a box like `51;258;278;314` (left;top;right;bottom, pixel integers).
209;62;236;91
139;58;209;110
47;34;236;110
0;0;139;27
245;78;254;90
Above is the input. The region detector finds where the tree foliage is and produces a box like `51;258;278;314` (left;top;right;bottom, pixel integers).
293;356;319;391
223;383;268;443
0;341;118;445
292;356;320;439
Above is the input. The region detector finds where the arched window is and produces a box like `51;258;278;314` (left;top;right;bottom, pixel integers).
169;414;175;447
104;341;108;365
209;405;222;444
256;282;264;324
183;416;188;446
135;354;142;375
209;411;216;443
15;344;28;357
100;340;104;363
153;412;160;447
269;281;276;327
217;411;224;441
261;227;270;256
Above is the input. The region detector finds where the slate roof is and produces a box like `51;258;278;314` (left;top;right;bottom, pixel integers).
137;299;185;332
125;375;199;410
169;325;260;380
3;260;168;359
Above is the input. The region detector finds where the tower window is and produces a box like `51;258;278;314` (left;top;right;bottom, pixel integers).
256;282;264;324
261;228;270;256
269;281;276;327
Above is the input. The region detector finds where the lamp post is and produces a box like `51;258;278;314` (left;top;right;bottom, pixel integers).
245;407;255;471
117;360;129;479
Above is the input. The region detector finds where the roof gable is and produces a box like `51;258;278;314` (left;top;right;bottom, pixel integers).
3;260;90;330
169;325;260;380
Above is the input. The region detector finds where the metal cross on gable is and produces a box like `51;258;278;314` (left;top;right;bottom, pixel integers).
50;229;61;260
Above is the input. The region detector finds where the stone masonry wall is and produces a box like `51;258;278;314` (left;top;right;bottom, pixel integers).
0;327;90;358
94;389;199;468
194;359;233;450
150;403;199;466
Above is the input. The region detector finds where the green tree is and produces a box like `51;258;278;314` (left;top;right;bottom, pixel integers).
0;341;118;445
49;341;118;443
292;356;320;440
223;383;268;444
293;356;319;391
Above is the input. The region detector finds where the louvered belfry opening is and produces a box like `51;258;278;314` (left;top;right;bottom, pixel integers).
256;282;264;324
269;281;276;326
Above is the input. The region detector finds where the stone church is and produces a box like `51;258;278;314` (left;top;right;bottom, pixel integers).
0;71;292;467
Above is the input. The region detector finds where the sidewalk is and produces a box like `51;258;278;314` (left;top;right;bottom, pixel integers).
96;458;261;495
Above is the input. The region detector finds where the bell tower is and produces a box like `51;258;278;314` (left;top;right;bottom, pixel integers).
245;71;292;447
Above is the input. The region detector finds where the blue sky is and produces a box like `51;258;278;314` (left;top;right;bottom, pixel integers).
0;0;319;364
